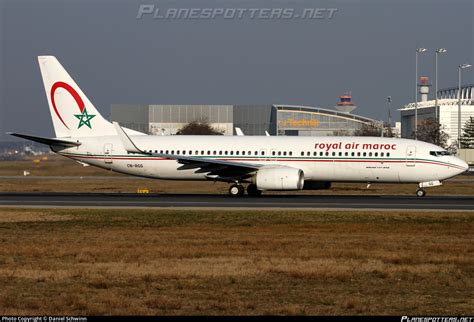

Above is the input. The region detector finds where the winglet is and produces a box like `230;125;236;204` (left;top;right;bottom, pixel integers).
235;127;245;136
113;122;144;153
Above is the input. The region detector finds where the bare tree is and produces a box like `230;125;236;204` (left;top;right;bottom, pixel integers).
176;120;224;135
415;118;449;148
354;123;381;137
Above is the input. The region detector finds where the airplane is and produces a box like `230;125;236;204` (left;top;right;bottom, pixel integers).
8;56;469;197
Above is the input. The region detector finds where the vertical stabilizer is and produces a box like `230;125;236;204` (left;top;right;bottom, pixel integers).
38;56;115;137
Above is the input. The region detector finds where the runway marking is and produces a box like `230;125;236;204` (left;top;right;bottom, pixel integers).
1;200;472;209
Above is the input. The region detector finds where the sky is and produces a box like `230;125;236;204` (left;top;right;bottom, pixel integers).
0;0;473;140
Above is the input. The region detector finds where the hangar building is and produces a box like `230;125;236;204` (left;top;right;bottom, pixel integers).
111;101;380;136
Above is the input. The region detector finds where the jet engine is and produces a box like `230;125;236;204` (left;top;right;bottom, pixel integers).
254;166;304;190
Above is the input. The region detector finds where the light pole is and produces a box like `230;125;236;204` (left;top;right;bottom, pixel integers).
435;48;447;122
387;96;392;127
458;63;472;149
415;48;427;139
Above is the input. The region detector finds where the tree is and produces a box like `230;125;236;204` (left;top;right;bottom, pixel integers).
460;116;474;148
354;123;382;137
415;118;449;148
176;120;224;135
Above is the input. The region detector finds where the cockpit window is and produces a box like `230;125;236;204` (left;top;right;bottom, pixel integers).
430;150;453;157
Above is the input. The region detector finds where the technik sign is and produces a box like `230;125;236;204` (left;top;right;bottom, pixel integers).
279;118;320;129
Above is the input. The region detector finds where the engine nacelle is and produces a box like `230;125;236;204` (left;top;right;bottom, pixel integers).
255;167;304;190
303;181;332;190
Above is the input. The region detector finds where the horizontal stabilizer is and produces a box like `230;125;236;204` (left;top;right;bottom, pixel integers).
7;132;81;147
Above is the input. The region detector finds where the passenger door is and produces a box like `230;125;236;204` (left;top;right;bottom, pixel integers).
406;146;416;167
104;143;113;164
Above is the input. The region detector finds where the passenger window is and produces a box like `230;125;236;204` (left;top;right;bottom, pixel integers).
176;151;180;155
201;151;204;155
381;152;384;157
368;152;372;157
160;150;163;154
272;151;276;156
313;152;317;156
242;151;246;155
357;152;360;157
255;151;258;155
307;152;310;156
301;152;304;156
339;152;342;156
236;151;239;155
289;152;292;156
166;150;169;154
375;152;378;157
230;151;234;155
248;151;251;155
326;152;329;156
283;152;287;156
332;152;336;156
345;152;348;156
363;152;367;157
261;151;265;156
351;152;355;157
213;151;216;155
195;150;198;155
278;151;281;156
225;151;228;155
171;150;174;154
387;152;390;157
320;152;323;156
207;151;211;155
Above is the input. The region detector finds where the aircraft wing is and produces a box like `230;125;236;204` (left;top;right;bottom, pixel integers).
113;122;261;178
7;132;81;147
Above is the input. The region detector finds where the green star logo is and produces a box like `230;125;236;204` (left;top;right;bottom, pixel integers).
74;108;96;129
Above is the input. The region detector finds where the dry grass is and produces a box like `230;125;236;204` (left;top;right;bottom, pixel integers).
1;157;473;195
0;208;472;315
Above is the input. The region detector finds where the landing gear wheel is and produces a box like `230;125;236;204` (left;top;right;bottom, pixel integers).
229;184;245;197
247;184;262;197
416;188;426;197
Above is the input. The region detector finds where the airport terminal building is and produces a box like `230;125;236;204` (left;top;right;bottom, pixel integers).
111;102;380;137
400;82;474;146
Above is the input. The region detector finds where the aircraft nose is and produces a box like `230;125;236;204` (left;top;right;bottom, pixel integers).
455;158;469;174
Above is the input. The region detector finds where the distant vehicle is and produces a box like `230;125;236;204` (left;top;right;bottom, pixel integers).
8;56;468;197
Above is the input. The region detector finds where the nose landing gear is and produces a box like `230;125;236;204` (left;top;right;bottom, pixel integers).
416;188;426;197
416;180;442;197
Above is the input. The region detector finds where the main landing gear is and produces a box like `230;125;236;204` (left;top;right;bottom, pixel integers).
228;183;262;197
246;184;263;197
229;184;245;196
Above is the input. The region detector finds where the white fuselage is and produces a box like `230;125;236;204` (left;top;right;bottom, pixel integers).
56;135;468;185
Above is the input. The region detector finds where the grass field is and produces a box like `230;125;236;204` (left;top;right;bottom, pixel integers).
1;156;473;195
0;208;473;315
